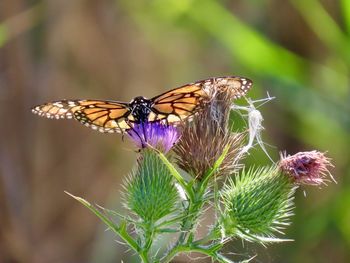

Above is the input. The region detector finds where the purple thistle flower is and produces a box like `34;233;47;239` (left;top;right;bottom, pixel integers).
127;122;180;153
279;151;335;186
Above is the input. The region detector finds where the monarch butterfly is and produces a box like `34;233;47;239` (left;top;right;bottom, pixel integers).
31;76;252;133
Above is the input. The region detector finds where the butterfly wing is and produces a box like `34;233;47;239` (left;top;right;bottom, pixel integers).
32;77;252;131
32;100;131;133
149;76;252;124
149;83;209;124
200;76;253;99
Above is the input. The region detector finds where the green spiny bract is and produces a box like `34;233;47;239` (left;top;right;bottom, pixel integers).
220;166;297;243
122;149;180;223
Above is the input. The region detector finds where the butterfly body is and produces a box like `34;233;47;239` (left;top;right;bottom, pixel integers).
129;96;153;123
32;76;252;133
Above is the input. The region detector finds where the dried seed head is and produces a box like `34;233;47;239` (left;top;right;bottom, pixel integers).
174;89;246;179
279;151;335;186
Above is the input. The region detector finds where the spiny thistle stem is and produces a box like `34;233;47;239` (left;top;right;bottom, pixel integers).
161;240;237;263
169;145;231;249
176;193;204;244
141;223;156;258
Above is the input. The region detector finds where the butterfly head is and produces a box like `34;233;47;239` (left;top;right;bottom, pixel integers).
130;96;153;123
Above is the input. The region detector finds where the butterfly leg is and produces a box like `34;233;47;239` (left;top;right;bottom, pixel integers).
126;120;147;149
141;122;147;147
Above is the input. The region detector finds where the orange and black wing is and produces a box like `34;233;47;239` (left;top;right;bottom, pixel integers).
149;83;209;124
148;76;252;124
199;76;253;99
31;100;131;133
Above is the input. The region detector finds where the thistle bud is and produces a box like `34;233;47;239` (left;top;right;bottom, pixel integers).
122;150;179;223
279;151;335;186
220;166;296;242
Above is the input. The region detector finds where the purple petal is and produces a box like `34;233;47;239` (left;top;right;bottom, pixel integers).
127;122;180;153
279;151;335;186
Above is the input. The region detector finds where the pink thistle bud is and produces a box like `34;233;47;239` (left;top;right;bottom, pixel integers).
279;151;335;186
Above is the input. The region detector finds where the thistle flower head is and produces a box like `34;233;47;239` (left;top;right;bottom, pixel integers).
127;122;180;153
122;150;179;222
279;151;335;186
174;88;245;179
220;166;296;243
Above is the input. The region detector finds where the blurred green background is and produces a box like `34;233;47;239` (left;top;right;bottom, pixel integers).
0;0;349;262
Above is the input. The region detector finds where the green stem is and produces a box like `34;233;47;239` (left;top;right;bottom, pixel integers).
162;243;231;263
136;221;157;262
192;230;220;246
144;224;155;253
139;251;150;263
199;144;230;194
176;189;205;245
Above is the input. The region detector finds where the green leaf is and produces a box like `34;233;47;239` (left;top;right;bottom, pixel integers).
199;144;231;193
156;228;179;233
95;204;136;223
152;147;194;200
155;213;187;229
65;191;140;253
